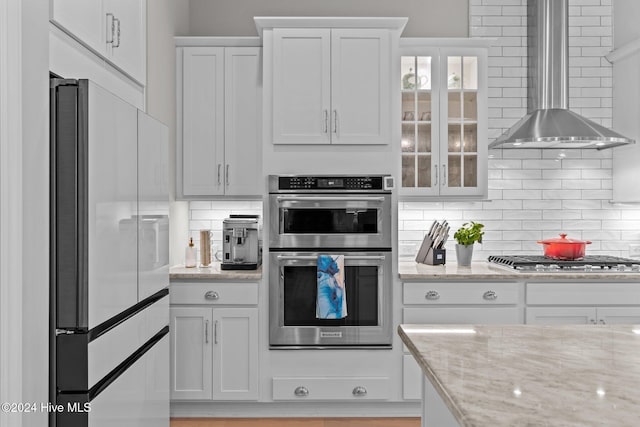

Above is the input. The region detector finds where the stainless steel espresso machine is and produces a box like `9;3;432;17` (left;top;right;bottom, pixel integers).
221;215;262;270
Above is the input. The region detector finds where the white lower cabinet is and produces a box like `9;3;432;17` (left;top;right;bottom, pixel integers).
525;282;640;325
402;281;523;401
170;282;259;401
272;377;390;401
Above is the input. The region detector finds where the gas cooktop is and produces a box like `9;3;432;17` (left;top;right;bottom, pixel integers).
488;255;640;272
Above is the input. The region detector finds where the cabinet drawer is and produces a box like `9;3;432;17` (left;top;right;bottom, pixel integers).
403;282;519;305
526;282;640;306
403;307;522;324
170;282;258;305
272;377;390;401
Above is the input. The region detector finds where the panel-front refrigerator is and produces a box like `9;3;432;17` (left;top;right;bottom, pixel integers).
50;78;170;427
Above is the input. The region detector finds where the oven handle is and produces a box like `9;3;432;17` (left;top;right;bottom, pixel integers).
275;196;387;203
276;255;386;261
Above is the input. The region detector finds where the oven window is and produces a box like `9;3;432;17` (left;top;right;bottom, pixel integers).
282;209;378;234
283;266;379;326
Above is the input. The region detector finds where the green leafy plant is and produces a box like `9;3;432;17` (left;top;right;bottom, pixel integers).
453;221;484;246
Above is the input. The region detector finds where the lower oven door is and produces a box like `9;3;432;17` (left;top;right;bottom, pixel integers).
269;251;392;348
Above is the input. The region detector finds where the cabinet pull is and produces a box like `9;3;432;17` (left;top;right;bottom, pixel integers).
589;319;597;324
434;164;438;186
214;320;219;344
352;386;368;397
106;13;115;45
425;290;440;300
442;164;447;186
225;164;230;186
204;291;220;300
599;319;606;325
294;386;309;397
483;290;498;301
205;320;209;344
113;17;121;48
323;110;328;133
333;110;338;133
217;164;222;186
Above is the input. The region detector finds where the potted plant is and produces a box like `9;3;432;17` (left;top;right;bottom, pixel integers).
453;221;484;266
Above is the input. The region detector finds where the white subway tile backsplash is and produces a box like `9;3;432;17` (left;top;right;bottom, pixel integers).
543;210;582;220
562;179;601;190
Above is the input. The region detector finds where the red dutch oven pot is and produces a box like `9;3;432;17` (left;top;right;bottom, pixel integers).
537;233;592;260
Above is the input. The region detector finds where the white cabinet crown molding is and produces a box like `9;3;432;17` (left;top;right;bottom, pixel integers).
254;16;408;37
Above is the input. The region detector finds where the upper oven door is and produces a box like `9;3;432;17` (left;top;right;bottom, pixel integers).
269;194;392;249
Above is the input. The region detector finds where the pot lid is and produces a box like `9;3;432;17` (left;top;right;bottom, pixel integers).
537;233;592;245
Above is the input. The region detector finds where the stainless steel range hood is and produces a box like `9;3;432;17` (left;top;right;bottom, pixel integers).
489;0;634;150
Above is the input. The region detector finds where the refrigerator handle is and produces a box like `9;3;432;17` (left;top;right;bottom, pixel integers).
205;320;209;344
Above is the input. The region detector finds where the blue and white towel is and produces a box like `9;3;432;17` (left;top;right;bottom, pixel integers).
316;255;347;319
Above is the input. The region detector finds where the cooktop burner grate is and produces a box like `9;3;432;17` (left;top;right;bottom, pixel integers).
488;255;639;271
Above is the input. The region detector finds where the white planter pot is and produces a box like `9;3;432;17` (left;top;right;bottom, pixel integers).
455;244;474;266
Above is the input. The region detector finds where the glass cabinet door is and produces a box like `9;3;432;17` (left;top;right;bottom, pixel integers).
441;55;482;195
400;55;438;195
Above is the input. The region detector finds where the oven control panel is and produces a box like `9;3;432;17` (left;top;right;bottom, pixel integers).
275;176;389;191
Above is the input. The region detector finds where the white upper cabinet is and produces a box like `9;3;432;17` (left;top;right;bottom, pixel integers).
51;0;146;84
176;41;262;198
260;18;406;146
399;40;490;199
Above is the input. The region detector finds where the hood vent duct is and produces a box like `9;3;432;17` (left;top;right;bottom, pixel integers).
489;0;634;150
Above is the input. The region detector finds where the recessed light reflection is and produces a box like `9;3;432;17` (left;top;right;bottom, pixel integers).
632;329;640;335
597;388;606;398
406;328;476;334
513;388;522;397
512;142;522;146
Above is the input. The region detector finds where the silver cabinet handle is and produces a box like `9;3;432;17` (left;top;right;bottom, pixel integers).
352;386;367;397
204;291;220;300
333;110;338;133
599;319;606;325
434;164;438;186
442;164;447;186
113;17;121;48
483;290;498;301
106;13;115;44
323;110;328;133
294;386;309;397
214;320;219;344
589;319;597;324
217;164;222;186
225;164;229;186
425;290;440;300
205;320;209;344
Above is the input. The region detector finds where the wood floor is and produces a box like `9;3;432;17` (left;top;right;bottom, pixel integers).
171;418;420;427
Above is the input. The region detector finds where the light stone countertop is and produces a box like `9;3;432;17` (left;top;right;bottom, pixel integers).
170;263;262;281
399;324;640;427
399;260;640;281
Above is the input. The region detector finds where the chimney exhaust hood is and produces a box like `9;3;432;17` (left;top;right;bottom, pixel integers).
489;0;634;150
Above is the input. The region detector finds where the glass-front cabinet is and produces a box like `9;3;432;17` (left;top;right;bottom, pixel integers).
400;40;489;198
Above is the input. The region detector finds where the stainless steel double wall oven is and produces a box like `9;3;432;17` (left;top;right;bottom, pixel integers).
269;175;394;348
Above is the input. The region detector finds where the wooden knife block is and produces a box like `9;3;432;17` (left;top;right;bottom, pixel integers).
415;235;446;265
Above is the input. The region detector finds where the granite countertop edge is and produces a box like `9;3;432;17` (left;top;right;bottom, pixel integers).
170;264;262;280
398;260;640;281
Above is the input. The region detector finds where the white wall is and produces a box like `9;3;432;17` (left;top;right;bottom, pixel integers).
398;0;640;262
188;0;468;37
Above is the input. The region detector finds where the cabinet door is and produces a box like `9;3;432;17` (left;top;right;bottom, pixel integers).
181;47;225;196
272;28;331;144
51;0;105;55
597;307;640;325
224;47;263;196
212;308;259;400
400;51;440;196
525;307;596;325
331;29;390;145
170;307;213;400
438;48;488;197
104;0;146;83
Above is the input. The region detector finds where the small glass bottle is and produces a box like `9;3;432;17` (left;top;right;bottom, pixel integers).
185;237;197;268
